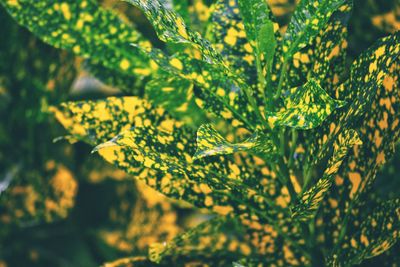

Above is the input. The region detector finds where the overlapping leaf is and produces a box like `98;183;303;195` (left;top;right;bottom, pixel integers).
275;0;351;100
283;0;345;58
54;96;303;264
134;47;259;130
313;33;400;255
208;0;258;85
238;0;277;74
93;125;281;218
125;0;222;64
266;79;345;129
291;129;362;221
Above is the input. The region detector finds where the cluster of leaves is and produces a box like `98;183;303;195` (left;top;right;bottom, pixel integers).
0;3;193;266
1;0;399;266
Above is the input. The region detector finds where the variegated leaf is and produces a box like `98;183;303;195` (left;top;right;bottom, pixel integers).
314;33;400;253
193;124;276;160
328;198;400;266
267;79;345;129
1;0;152;80
283;0;345;58
135;47;259;130
291;129;362;221
125;0;222;64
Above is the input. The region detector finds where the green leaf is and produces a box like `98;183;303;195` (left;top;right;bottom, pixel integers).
258;21;277;71
51;97;163;144
193;124;276;160
92;126;308;264
237;0;277;71
92;125;278;217
266;79;345;129
283;0;345;58
54;97;283;221
237;0;277;105
1;0;152;78
124;0;222;64
291;129;362;221
272;0;352;99
309;1;352;90
328;198;400;266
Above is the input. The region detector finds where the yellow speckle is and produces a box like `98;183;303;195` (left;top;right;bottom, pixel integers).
7;0;18;6
348;172;361;198
224;28;238;46
159;119;175;133
176;17;189;39
120;59;130;70
361;234;370;246
169;58;183;70
134;68;151;76
231;164;241;176
73;45;81;53
216;88;225;97
204;196;213;206
244;43;253;53
143;157;155;168
199;183;212;194
60;3;72;20
375;46;385;57
213;205;233;215
351;238;357;248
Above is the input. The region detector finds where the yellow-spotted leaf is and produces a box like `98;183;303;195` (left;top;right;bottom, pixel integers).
266;79;345;129
1;0;152;81
125;0;222;64
208;0;258;86
193;124;276;160
328;198;400;266
51;96;173;144
313;33;400;253
92;125;287;223
283;0;345;58
291;129;362;221
135;47;260;130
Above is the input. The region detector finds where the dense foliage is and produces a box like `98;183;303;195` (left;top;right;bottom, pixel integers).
0;0;399;266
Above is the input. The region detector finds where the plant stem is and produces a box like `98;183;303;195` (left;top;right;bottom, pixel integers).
274;58;289;100
255;46;268;109
241;81;269;130
288;129;298;170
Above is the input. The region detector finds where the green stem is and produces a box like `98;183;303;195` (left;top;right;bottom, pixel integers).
288;129;298;170
255;46;268;109
241;82;269;130
274;58;289;100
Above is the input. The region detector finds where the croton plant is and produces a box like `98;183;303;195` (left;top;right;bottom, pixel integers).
1;0;399;266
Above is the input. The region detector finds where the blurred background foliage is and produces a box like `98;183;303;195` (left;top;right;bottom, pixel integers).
0;0;399;266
